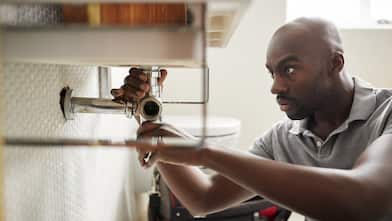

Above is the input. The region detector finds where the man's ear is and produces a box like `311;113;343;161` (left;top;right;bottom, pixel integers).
330;51;345;74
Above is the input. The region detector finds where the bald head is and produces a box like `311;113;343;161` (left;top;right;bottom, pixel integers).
267;17;343;61
280;17;342;52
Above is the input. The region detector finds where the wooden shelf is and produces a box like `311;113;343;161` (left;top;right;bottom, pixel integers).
1;0;250;66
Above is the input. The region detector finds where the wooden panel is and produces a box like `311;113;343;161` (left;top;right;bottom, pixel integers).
62;3;187;26
62;4;88;23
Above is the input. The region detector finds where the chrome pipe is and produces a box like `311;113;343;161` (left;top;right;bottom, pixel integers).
71;97;130;114
60;87;134;120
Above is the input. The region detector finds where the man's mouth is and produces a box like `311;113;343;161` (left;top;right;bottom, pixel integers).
277;97;293;112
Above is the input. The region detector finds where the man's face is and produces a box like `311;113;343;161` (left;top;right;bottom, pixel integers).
265;30;329;120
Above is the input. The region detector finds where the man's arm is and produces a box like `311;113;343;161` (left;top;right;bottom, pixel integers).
202;134;392;221
137;122;257;216
157;163;256;215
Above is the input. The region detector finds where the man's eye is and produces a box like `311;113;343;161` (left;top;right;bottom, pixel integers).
285;67;295;75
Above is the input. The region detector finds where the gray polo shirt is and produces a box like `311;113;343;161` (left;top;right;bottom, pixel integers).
249;77;392;220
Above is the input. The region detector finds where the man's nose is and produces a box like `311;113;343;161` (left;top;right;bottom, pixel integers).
270;75;289;95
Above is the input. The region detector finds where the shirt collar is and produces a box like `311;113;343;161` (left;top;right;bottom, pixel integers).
289;77;377;135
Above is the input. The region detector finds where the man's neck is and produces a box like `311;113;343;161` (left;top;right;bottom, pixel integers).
309;75;354;140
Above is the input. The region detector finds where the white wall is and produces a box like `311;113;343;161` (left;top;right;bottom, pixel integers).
341;29;392;88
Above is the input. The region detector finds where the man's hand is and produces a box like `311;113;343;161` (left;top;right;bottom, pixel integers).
136;122;206;168
111;67;167;103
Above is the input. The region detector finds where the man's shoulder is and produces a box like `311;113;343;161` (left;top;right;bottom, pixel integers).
358;81;392;131
355;77;392;105
354;77;392;112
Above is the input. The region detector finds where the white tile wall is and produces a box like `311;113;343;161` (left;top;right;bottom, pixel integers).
3;62;138;221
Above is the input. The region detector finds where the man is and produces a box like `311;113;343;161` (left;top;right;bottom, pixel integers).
111;17;392;220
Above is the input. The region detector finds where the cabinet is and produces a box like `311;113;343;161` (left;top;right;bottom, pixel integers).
2;0;250;66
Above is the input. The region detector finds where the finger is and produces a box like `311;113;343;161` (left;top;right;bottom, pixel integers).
128;68;148;81
124;76;150;93
137;122;163;137
124;73;146;84
135;139;159;152
112;96;126;104
137;126;182;139
122;84;146;100
111;89;127;103
137;126;174;139
158;69;167;85
111;88;124;98
124;71;148;85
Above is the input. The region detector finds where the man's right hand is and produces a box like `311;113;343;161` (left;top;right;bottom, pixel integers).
110;67;167;103
136;121;204;168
